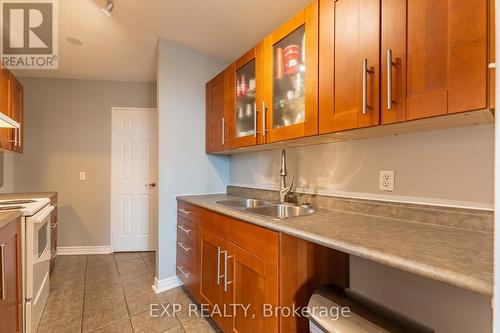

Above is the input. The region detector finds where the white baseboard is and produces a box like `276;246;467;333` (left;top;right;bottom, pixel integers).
152;276;183;294
57;246;113;255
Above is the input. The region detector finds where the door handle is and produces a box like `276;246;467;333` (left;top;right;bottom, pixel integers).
262;101;267;137
221;117;225;145
386;49;394;110
145;183;156;188
362;58;368;115
224;251;234;292
217;246;223;286
0;244;5;300
253;102;258;138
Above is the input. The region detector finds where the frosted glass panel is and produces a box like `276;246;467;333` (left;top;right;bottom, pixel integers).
272;25;306;129
235;59;256;138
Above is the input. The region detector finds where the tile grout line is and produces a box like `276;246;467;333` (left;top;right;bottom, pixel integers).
113;253;135;332
80;255;88;333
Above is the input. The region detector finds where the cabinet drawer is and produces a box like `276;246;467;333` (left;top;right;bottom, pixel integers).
176;233;196;266
177;216;196;243
177;201;197;223
177;230;195;251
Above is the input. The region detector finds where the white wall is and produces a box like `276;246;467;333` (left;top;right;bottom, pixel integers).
156;38;229;281
14;78;156;247
229;125;494;332
231;125;494;209
0;153;14;193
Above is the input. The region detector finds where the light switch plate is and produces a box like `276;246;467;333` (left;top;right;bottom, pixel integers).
379;170;394;192
79;171;86;181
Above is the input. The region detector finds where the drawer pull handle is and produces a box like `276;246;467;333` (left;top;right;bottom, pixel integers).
177;242;192;253
177;225;191;234
177;266;190;279
177;208;192;215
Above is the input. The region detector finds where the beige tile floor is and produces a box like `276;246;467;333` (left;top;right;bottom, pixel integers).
37;252;220;333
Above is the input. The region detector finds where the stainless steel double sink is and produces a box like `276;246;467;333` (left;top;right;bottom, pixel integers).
216;198;315;220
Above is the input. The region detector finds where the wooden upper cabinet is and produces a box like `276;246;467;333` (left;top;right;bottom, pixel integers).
229;45;264;149
381;0;489;123
10;75;23;153
262;0;318;143
206;69;229;153
0;69;12;151
319;0;380;133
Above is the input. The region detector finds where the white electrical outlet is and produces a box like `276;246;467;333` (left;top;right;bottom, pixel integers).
379;170;395;192
79;171;86;181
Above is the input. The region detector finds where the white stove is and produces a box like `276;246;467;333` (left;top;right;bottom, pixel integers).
0;198;50;216
0;197;53;333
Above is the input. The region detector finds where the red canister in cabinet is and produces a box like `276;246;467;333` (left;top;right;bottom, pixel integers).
240;75;248;96
284;45;300;75
276;47;285;79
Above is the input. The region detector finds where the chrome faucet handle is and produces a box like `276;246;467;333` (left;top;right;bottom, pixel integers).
282;175;295;195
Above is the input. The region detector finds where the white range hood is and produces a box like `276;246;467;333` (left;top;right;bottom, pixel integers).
0;112;19;128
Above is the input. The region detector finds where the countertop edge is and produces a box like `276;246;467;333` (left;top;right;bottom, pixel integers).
0;211;23;230
177;195;492;296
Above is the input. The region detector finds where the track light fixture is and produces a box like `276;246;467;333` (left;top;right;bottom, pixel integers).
102;0;114;16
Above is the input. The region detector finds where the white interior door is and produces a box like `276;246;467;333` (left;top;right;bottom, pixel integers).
111;108;157;252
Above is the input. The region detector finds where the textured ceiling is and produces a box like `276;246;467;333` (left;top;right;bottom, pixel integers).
13;0;312;83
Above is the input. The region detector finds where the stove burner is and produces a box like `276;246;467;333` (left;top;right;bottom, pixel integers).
0;200;36;205
0;206;25;211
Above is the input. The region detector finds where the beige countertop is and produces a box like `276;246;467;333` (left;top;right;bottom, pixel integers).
0;192;57;200
178;193;493;296
0;210;23;230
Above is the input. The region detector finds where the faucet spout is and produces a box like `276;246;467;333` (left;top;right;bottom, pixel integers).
279;149;294;203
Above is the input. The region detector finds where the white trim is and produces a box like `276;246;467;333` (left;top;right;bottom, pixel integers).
152;276;183;294
57;246;113;255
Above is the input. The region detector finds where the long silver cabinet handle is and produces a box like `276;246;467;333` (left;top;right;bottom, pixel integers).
176;266;190;279
387;49;393;110
221;117;225;145
253;102;257;138
0;244;5;300
177;225;191;235
262;101;267;137
362;58;368;115
177;242;192;253
224;251;234;292
177;208;192;215
217;247;223;286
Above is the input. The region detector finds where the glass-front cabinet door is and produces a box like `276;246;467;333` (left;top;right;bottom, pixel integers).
229;46;263;148
263;0;318;143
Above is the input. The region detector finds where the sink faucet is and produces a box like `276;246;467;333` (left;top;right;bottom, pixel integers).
279;149;294;203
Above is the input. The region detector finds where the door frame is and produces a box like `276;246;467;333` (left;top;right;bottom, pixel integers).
110;107;158;252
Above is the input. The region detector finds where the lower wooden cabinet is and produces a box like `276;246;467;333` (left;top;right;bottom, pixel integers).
0;217;23;333
177;200;349;333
